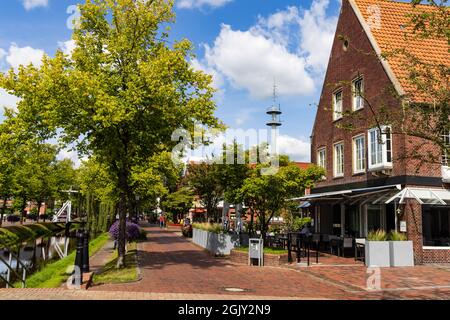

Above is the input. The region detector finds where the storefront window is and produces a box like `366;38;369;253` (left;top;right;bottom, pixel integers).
422;205;450;247
367;204;383;232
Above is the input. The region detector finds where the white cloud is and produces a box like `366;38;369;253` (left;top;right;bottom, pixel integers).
4;43;45;70
298;0;338;74
200;0;338;99
22;0;48;10
177;0;232;9
277;134;310;162
0;89;21;112
191;58;224;90
204;24;315;99
57;148;86;169
185;129;310;163
58;39;76;56
0;48;6;61
234;108;258;126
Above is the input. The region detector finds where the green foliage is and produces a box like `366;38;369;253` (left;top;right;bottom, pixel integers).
292;217;312;231
239;157;324;238
367;229;388;241
192;222;224;234
0;0;222;264
215;141;250;204
234;247;288;255
161;187;194;222
186;162;223;222
388;231;408;241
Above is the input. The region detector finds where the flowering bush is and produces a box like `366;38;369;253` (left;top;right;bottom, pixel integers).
109;220;141;242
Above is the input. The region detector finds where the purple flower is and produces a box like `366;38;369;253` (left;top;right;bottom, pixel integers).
109;220;140;241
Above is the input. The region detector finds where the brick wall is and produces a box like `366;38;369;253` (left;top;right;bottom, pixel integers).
310;0;442;190
404;199;424;264
403;199;450;264
422;249;450;263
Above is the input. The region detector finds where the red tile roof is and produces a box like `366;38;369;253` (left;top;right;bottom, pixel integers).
351;0;449;102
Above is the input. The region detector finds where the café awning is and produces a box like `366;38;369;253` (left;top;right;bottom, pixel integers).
385;187;450;205
291;184;401;202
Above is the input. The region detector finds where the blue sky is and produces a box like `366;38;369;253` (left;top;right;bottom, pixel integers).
0;0;344;162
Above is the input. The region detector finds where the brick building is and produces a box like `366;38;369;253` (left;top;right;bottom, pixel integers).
296;0;449;263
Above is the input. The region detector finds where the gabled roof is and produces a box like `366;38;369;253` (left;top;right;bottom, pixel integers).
350;0;449;102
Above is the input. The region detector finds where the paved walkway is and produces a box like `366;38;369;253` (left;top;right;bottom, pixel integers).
1;225;450;300
89;226;450;300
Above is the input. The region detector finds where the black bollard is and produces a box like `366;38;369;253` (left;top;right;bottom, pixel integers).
82;230;90;272
74;229;84;284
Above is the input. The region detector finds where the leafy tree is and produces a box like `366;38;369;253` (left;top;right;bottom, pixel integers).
216;142;250;205
0;0;221;266
186;161;223;222
131;151;183;218
161;187;194;223
0;119;19;226
239;156;324;241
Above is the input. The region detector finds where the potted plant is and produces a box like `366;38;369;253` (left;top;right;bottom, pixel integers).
388;231;414;267
365;229;390;267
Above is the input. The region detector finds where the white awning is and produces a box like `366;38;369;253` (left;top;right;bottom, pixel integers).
291;184;401;201
385;187;450;205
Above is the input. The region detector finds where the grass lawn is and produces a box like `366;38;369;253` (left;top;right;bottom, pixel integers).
21;233;110;288
93;242;138;284
234;246;288;255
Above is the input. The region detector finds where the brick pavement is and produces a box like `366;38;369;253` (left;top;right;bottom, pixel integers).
89;226;450;300
1;226;450;300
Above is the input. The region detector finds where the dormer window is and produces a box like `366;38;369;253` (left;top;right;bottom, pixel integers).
333;90;343;121
352;77;364;110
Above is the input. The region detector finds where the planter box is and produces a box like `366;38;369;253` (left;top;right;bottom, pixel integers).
229;250;289;267
365;241;390;267
192;228;248;256
389;241;414;267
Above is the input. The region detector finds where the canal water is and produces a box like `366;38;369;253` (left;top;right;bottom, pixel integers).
0;235;77;287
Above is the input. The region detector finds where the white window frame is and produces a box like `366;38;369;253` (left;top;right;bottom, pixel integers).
352;134;366;174
333;89;343;121
442;131;450;166
333;142;344;177
352;77;364;110
317;148;326;169
368;125;393;171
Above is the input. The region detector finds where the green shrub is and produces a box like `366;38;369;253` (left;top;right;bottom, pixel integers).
367;229;387;241
138;228;147;241
192;223;224;234
293;217;312;231
388;231;407;241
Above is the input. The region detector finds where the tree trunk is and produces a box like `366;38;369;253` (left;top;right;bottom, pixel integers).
0;196;7;227
249;208;255;236
37;199;43;223
20;196;27;225
116;168;129;269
